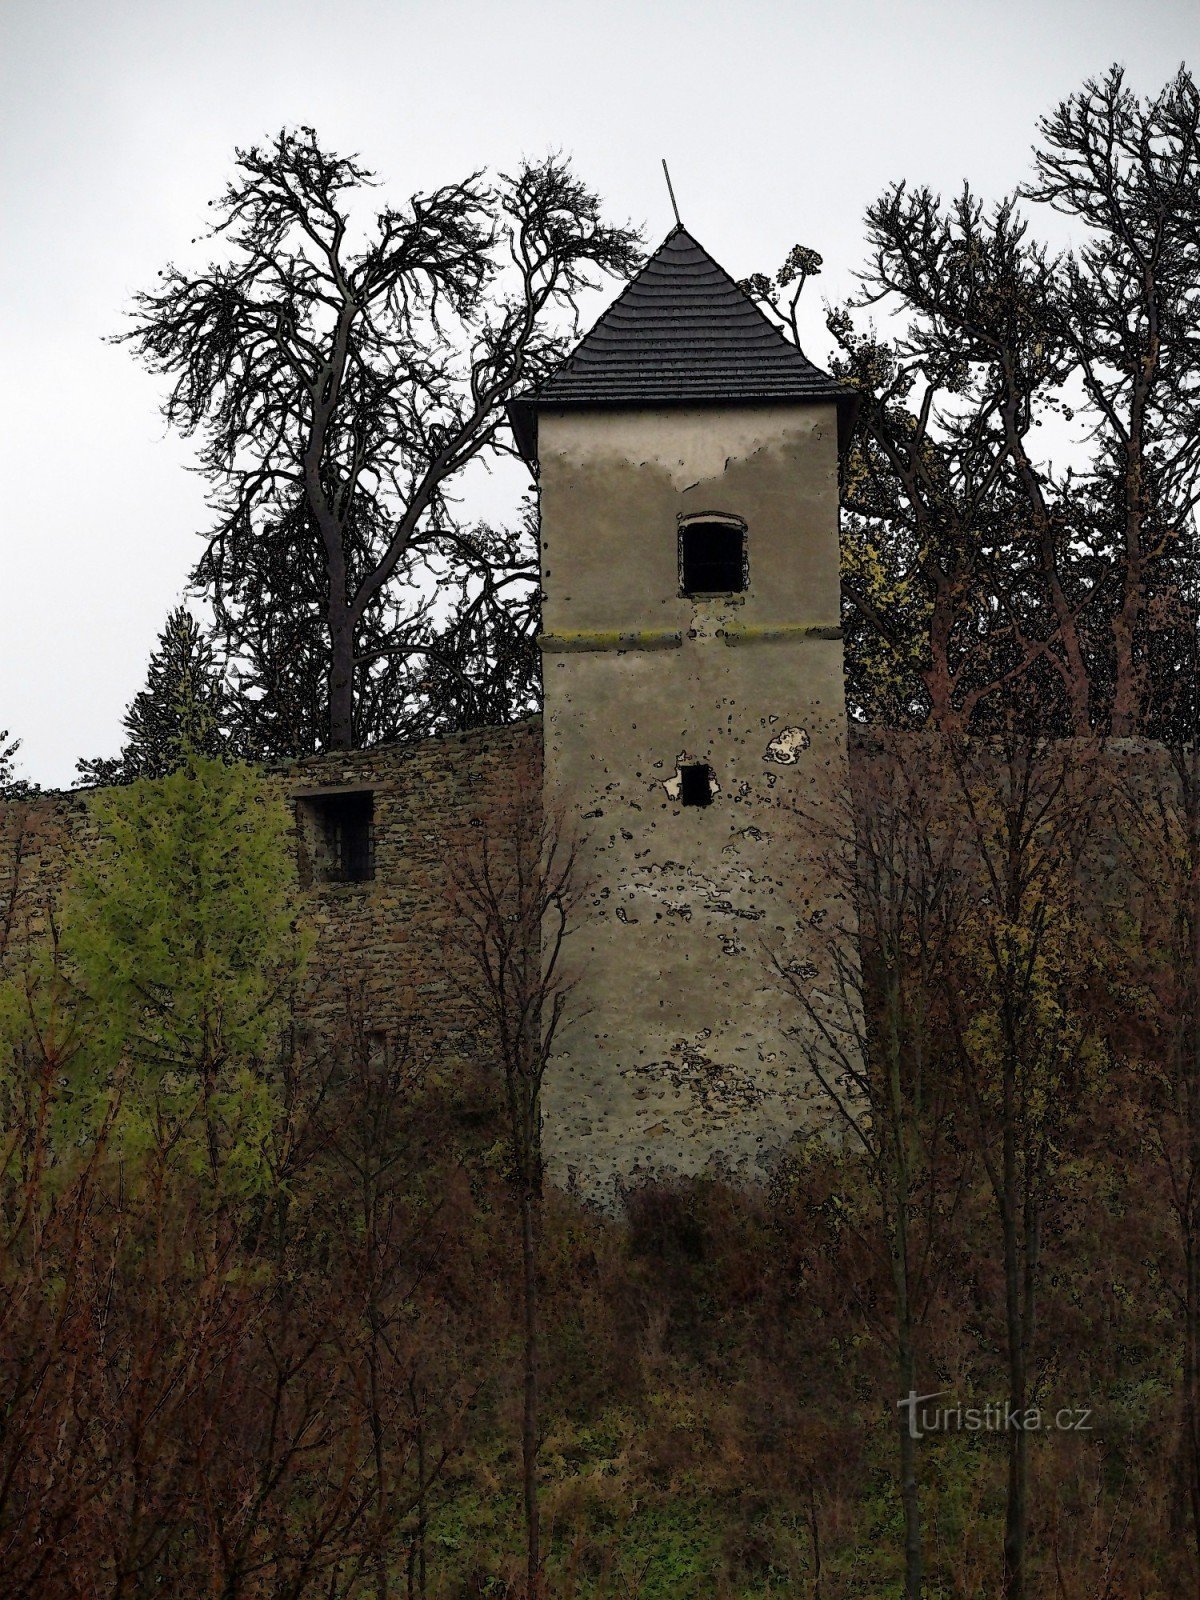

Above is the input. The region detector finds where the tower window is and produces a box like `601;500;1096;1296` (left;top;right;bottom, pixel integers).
296;789;375;884
679;764;714;807
680;517;746;595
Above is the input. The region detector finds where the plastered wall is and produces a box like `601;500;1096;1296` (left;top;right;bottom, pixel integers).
536;403;856;1199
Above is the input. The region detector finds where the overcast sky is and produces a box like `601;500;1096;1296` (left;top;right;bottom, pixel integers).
1;0;1196;788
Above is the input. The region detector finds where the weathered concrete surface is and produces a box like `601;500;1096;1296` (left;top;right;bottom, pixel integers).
537;403;856;1200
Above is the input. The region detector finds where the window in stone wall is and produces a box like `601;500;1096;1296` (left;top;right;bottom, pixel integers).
295;789;375;884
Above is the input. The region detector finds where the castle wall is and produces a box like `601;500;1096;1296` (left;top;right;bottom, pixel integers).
0;720;541;1068
2;719;1186;1207
0;785;97;959
536;403;854;1200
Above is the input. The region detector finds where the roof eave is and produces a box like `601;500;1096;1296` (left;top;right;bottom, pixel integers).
507;388;859;472
506;395;538;470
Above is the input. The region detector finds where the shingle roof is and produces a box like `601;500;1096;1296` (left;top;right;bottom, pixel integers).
508;226;855;464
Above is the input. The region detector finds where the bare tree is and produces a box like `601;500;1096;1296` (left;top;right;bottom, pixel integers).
118;130;642;751
941;729;1104;1600
744;203;1091;735
448;747;586;1598
311;997;481;1600
747;67;1200;740
1023;65;1200;738
1107;539;1200;1579
837;187;1097;737
770;732;965;1600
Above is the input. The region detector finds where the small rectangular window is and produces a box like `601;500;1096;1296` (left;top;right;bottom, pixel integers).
680;764;713;807
296;790;375;884
681;520;745;595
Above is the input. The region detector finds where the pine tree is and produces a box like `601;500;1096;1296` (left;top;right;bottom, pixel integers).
0;731;37;799
77;607;235;785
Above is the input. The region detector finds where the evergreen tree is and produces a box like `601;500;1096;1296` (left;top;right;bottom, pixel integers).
7;755;309;1194
0;731;38;799
77;607;235;785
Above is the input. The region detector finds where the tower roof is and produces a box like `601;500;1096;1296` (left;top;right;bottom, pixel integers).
508;225;856;464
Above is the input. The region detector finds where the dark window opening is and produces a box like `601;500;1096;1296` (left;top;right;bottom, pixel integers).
680;519;745;595
680;764;714;807
298;790;375;884
326;792;373;881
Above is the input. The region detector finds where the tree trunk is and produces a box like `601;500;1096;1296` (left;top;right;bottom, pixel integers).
329;603;355;750
807;1478;823;1600
369;1313;389;1600
1001;1157;1030;1600
406;1389;428;1600
1001;389;1091;736
1184;1225;1200;1578
1108;299;1158;738
520;1179;541;1599
1108;455;1145;738
885;978;924;1600
416;1413;428;1600
365;1166;389;1600
895;1271;923;1600
1002;1282;1028;1598
924;574;964;736
1183;750;1200;1577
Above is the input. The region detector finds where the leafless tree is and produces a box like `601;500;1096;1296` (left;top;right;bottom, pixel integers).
117;130;642;751
834;188;1096;737
312;996;480;1600
749;66;1200;740
448;747;586;1598
1022;65;1200;738
940;729;1104;1600
770;732;966;1600
1107;541;1200;1578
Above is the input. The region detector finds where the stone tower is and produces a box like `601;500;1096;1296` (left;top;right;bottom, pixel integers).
509;226;857;1201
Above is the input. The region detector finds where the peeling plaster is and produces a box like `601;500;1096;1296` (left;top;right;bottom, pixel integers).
724;826;767;849
545;407;824;492
660;753;721;802
764;727;811;764
614;856;772;926
623;1034;769;1114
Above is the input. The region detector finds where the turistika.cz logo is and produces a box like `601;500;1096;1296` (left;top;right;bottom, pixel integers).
897;1390;1093;1441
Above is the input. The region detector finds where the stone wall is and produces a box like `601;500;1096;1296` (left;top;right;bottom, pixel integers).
0;718;542;1070
1;720;1190;1205
1;784;98;957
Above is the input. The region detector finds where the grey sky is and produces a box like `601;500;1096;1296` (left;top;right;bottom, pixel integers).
1;0;1195;787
